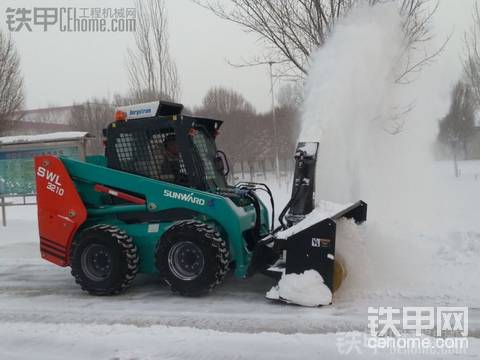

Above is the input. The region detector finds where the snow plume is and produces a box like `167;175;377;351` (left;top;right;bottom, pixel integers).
300;2;480;304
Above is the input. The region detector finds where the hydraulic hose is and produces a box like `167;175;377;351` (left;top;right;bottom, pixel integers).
236;182;275;232
245;190;262;239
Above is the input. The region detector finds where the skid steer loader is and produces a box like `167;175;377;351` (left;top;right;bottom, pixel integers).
34;101;366;302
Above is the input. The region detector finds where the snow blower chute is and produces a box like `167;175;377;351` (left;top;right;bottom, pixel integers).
34;100;366;305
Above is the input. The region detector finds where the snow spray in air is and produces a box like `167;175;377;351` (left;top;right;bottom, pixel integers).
300;2;480;304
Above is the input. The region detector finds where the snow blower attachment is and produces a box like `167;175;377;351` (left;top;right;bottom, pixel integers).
34;100;367;306
257;142;367;304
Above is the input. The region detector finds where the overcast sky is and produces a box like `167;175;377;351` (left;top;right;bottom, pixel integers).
0;0;476;112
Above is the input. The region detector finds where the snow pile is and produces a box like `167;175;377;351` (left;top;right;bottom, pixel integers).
266;270;332;307
299;2;480;304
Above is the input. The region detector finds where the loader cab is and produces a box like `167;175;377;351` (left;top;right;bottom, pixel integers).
104;101;228;192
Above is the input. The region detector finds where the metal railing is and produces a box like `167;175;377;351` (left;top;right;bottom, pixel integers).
0;194;37;226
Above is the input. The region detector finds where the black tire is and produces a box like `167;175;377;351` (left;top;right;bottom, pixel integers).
70;224;139;295
155;220;230;296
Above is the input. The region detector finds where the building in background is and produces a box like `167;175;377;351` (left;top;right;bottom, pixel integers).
3;106;74;136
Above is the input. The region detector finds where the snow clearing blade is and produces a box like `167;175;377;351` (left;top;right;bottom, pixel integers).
263;142;367;305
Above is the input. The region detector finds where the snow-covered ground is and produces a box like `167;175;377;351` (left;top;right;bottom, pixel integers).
3;323;479;360
0;161;480;358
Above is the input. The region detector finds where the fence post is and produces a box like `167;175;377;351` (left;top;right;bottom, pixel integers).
1;196;6;227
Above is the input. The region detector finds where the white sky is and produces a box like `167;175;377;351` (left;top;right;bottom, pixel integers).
1;0;271;112
0;0;476;112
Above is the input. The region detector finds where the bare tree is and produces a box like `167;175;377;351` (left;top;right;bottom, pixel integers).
127;0;180;102
393;0;446;84
195;0;438;81
199;86;256;115
438;81;476;175
113;89;167;106
0;30;24;134
194;86;300;174
69;99;115;154
277;83;303;109
465;2;480;109
194;87;258;165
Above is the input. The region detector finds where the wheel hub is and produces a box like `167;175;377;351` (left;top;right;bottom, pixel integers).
81;244;112;281
168;241;205;281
